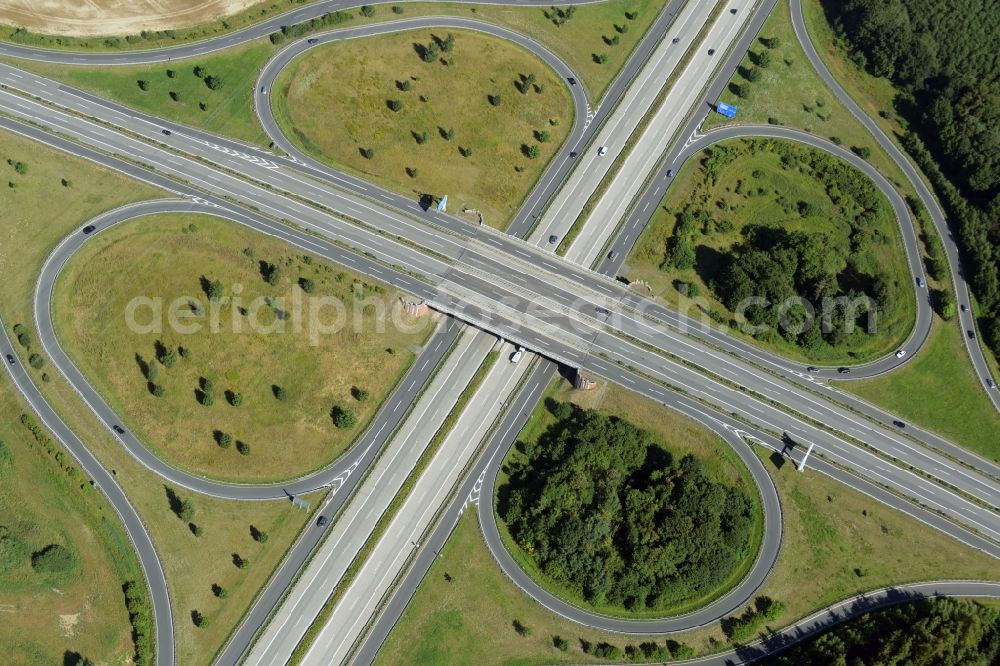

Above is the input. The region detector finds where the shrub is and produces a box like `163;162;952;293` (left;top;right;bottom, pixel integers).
190;523;203;537
30;543;77;574
237;440;250;456
488;93;502;106
150;383;164;398
298;277;315;293
273;385;288;401
553;636;569;651
331;405;357;428
351;386;370;402
137;79;150;91
28;353;44;369
179;499;195;522
16;331;31;348
212;583;228;598
360;5;375;16
204;75;223;90
392;5;404;13
216;432;233;449
251;526;269;543
387;99;403;112
852;145;872;160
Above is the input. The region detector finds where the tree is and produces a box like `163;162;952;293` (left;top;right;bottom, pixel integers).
229;391;244;407
524;144;541;159
387;99;403;112
28;353;44;370
199;391;215;407
331;405;357;429
169;91;181;102
745;66;762;82
360;4;375;16
137;79;150;91
16;331;30;348
261;262;281;286
204;75;223;90
421;41;440;63
150;383;165;398
273;385;288;401
251;526;269;543
733;82;751;98
158;345;177;368
488;93;502;106
208;279;223;301
535;130;551;143
191;610;209;628
13;161;27;175
237;440;250;456
351;386;370;402
756;49;772;68
852;145;872;160
193;65;206;78
30;544;77;574
441;33;455;52
179;499;195;522
443;127;455;141
216;432;232;449
553;636;569;651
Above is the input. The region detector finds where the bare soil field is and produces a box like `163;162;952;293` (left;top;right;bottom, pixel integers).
0;0;259;37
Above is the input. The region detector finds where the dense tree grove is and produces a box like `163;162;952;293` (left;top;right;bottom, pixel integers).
766;597;1000;665
829;0;1000;358
500;402;754;611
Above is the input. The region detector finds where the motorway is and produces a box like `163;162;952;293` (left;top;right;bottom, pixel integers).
2;2;998;564
300;340;528;665
0;0;998;663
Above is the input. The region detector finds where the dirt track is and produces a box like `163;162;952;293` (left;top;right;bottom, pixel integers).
0;0;262;37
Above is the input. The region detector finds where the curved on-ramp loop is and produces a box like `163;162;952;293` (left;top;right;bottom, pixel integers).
31;198;450;500
477;402;783;634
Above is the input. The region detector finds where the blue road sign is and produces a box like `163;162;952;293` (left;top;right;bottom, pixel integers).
716;101;738;118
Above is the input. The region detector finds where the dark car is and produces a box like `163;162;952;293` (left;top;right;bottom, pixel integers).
112;425;125;434
838;367;851;374
569;151;578;158
989;378;997;390
730;7;739;13
960;304;968;312
806;366;818;373
607;250;618;260
968;330;975;339
307;38;319;44
161;128;171;136
548;234;559;244
666;169;674;177
708;48;716;55
893;420;905;428
595;306;611;316
5;354;14;365
317;515;329;527
672;37;680;44
568;77;576;85
82;225;95;234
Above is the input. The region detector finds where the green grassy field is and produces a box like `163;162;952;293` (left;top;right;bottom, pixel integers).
273;28;571;228
626;137;914;363
0;127;340;666
52;214;433;482
0;380;137;665
841;320;1000;462
494;378;763;622
376;381;1000;665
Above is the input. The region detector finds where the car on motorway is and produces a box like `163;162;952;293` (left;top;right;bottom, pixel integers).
989;378;997;390
730;7;739;13
672;37;680;44
161;129;171;136
307;38;319;44
838;367;851;374
893;420;906;428
960;304;968;312
569;151;577;158
968;330;975;339
82;225;95;234
5;354;14;365
548;234;559;244
510;347;525;363
666;169;674;177
607;250;618;260
112;425;125;434
597;146;608;156
916;276;924;288
260;86;268;95
317;515;328;527
806;366;818;373
567;77;576;85
595;306;611;316
895;349;907;359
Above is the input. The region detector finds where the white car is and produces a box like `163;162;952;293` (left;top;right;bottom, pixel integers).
510;347;525;363
597;146;608;156
895;350;906;359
